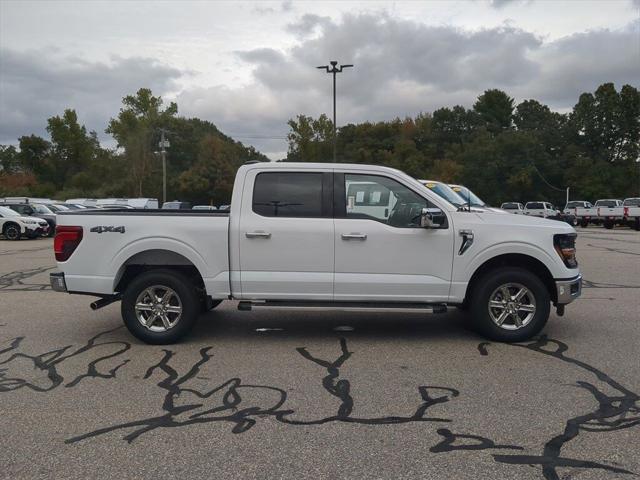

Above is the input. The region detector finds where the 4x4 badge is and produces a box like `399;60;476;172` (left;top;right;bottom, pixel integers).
90;226;125;234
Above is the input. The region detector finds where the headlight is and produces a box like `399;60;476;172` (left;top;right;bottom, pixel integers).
23;219;37;224
554;233;578;268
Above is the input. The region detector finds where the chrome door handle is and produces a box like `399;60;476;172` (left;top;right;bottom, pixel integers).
245;231;271;239
341;233;367;240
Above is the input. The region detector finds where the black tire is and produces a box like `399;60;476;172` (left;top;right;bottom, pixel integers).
604;220;614;230
635;218;640;232
580;219;589;228
121;269;200;344
2;223;21;241
469;267;550;342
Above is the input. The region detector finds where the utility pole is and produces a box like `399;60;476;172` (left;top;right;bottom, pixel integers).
317;61;353;161
158;129;170;204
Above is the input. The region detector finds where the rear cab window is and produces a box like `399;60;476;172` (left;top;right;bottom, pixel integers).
252;172;329;218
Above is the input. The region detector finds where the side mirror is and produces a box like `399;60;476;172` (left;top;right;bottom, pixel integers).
420;207;446;228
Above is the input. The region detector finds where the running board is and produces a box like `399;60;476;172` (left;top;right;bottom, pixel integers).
238;300;447;314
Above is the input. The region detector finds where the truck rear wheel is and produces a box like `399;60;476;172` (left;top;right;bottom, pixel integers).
469;267;550;342
604;220;614;229
121;269;200;344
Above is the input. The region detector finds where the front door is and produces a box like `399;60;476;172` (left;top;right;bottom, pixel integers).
334;172;455;302
238;169;334;300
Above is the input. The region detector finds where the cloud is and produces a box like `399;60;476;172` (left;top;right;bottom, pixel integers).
175;14;639;158
0;48;183;144
1;13;637;160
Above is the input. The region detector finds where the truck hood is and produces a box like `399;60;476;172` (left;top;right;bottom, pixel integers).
468;210;576;232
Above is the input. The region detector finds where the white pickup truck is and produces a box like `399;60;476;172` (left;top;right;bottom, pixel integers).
594;199;624;229
567;201;597;228
622;198;640;230
50;162;582;344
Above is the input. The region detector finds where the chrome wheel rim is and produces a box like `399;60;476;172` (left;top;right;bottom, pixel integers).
134;285;182;332
488;283;536;331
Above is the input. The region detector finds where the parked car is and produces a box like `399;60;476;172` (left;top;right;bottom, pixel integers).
447;184;505;214
622;198;640;231
193;205;218;210
525;202;577;226
594;199;624;229
162;201;192;210
50;162;581;345
566;201;596;227
127;198;159;209
0;206;49;240
0;202;56;236
417;180;468;208
501;202;525;214
66;198;98;208
47;204;71;213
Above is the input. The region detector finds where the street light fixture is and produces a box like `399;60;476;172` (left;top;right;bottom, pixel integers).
317;60;353;162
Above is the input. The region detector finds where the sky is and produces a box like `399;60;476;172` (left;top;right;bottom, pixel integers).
1;0;639;159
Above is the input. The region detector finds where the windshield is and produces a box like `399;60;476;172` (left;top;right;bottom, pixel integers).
32;204;53;214
595;200;618;207
420;181;464;207
501;203;520;209
623;198;640;206
449;185;486;207
526;202;544;209
0;206;20;217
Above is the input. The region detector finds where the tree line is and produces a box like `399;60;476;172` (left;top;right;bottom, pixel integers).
0;88;267;205
1;83;638;207
288;83;640;206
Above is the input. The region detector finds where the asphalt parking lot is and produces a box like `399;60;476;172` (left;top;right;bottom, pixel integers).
1;228;639;480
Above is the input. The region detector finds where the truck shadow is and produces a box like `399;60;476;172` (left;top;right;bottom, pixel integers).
190;304;478;343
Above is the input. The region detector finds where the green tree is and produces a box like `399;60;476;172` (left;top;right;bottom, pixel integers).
286;114;334;162
106;88;178;196
46;109;99;190
473;89;515;134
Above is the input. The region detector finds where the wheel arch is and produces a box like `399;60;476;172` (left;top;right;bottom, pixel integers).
464;253;557;305
114;249;206;293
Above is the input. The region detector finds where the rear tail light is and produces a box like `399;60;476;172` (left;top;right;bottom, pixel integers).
554;233;578;268
624;206;629;217
54;226;83;261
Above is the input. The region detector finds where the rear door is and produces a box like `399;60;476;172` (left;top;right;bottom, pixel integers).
238;169;334;300
333;172;454;302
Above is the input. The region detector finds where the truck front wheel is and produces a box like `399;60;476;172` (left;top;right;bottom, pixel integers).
121;269;200;344
470;267;550;342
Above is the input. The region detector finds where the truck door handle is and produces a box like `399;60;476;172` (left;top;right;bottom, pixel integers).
246;231;271;239
341;233;367;240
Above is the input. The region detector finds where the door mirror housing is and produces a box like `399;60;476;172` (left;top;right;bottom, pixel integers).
420;207;446;229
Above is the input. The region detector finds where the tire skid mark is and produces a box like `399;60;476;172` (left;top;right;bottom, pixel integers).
0;266;55;291
585;243;640;257
0;327;130;392
481;336;639;480
66;338;512;454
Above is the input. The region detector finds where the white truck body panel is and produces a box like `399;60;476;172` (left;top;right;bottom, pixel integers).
55;162;579;306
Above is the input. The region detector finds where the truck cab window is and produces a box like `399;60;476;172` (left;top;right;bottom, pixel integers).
344;174;434;228
253;172;324;218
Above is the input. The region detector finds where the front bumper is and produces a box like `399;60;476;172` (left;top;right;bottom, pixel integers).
50;272;67;292
555;274;582;305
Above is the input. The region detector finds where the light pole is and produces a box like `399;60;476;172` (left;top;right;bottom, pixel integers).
158;129;170;204
317;61;353;161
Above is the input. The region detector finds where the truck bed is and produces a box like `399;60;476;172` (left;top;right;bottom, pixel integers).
56;209;231;297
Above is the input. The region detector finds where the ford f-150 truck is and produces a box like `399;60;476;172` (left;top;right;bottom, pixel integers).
50;163;582;344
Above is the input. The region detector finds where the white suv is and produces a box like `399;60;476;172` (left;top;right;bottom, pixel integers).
0;206;49;240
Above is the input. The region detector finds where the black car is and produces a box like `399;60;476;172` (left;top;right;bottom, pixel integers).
2;202;57;236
